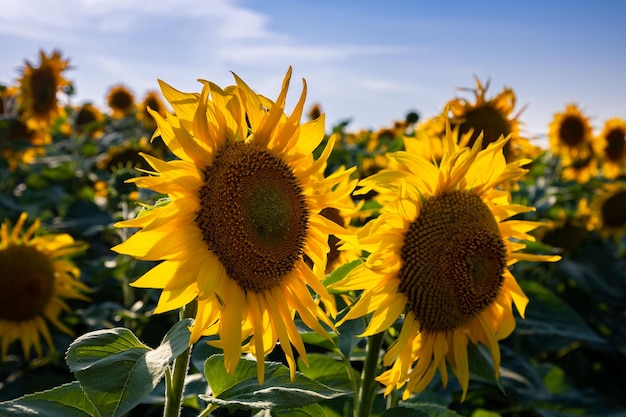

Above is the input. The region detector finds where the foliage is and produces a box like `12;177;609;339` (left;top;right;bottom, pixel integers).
0;51;625;417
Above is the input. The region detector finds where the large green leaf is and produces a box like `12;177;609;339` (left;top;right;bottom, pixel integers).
297;353;359;391
66;319;192;417
200;354;347;410
516;281;605;348
0;381;99;417
392;402;464;417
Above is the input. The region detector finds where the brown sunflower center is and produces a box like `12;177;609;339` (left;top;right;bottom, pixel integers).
76;106;97;129
31;67;57;115
601;190;626;229
196;141;309;293
604;128;626;162
559;115;586;147
110;90;133;112
0;244;55;321
398;191;507;332
457;104;512;152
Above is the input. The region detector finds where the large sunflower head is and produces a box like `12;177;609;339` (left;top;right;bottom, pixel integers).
112;68;357;382
106;84;136;119
0;213;89;359
138;90;167;131
549;103;594;160
330;124;559;400
17;49;71;132
595;118;626;179
445;77;530;162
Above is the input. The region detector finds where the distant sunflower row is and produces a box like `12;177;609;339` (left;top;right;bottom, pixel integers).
0;49;624;405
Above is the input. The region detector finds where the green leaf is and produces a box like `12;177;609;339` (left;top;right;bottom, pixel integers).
516;281;605;348
273;403;331;417
66;319;192;417
200;354;347;410
0;381;100;417
323;258;363;288
380;407;428;417
336;317;366;359
466;343;502;391
397;401;465;417
296;353;358;390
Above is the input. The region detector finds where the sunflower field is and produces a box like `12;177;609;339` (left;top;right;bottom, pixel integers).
0;49;625;417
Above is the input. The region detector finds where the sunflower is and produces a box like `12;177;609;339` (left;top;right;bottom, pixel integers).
548;103;594;161
595;118;626;179
330;126;560;400
587;181;626;240
17;49;70;132
445;77;530;161
138;90;167;131
74;102;104;137
0;213;89;359
535;203;591;255
112;68;357;381
560;143;599;183
97;136;163;173
307;103;322;121
1;86;47;169
106;84;135;118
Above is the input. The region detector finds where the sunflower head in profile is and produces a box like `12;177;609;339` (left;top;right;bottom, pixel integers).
445;77;530;162
549;103;594;161
106;84;136;119
330;124;560;401
138;90;167;131
587;182;626;241
595;118;626;179
0;213;89;359
74;102;104;137
17;49;71;132
112;68;357;382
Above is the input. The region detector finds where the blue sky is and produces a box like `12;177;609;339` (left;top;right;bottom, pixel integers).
1;0;625;145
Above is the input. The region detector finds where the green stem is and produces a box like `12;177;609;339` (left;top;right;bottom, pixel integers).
355;332;384;417
163;300;197;417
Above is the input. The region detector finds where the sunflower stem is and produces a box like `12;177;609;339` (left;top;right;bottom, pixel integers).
355;331;384;417
163;300;197;417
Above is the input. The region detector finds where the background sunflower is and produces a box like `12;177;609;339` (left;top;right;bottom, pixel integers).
0;213;89;359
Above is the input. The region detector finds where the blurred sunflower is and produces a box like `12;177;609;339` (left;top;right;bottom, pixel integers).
403;125;446;166
587;182;626;240
97;137;163;173
138;90;167;131
549;103;594;161
560;144;599;183
311;167;363;274
535;203;591;255
112;68;357;381
445;77;530;161
330;126;559;400
0;122;50;170
307;102;322;121
17;49;71;132
74;102;104;137
0;213;89;359
106;84;135;118
595;118;626;179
